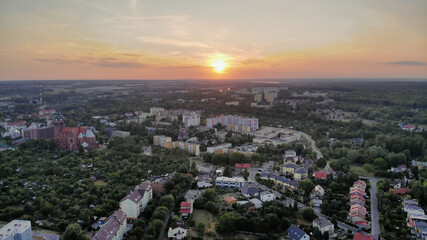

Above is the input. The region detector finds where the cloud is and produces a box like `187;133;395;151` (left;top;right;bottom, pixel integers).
386;60;426;66
93;60;146;68
139;36;212;48
35;58;83;64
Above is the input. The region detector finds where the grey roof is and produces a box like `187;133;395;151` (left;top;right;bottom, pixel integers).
295;168;307;174
313;218;333;228
239;186;260;195
287;225;307;240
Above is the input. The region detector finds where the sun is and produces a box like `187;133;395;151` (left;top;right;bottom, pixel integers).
211;59;227;73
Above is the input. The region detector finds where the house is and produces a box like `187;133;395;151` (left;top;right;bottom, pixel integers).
180;202;193;217
281;164;299;175
353;232;374;240
168;221;187;240
284;156;297;164
239;186;260;198
249;198;263;209
120;183;152;219
224;196;237;205
311;198;322;207
310;185;325;199
91;209;127;240
184;189;204;202
314;172;328;180
294;167;308;181
197;174;212;188
215;176;245;188
390;164;408;173
403;199;419;212
260;191;276;202
313;218;334;234
302;157;314;166
0;220;33;240
287;225;310;240
151;174;174;194
389;188;411;195
355;220;370;229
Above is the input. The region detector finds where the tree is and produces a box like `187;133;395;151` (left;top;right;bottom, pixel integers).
216;213;237;233
197;222;205;236
152;206;169;220
152;219;164;236
374;157;388;170
223;165;232;177
299;179;315;197
159;195;174;210
63;224;87;240
302;208;317;222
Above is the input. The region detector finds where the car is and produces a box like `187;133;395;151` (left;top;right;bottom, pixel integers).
257;169;263;173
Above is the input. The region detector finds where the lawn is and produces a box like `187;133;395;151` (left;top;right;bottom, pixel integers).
350;165;374;177
192;209;218;232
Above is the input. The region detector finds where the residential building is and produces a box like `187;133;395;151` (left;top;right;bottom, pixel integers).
207;143;232;154
313;218;334;234
180;202;193;217
168;221;187;240
287;225;310;240
0;220;33;240
215;176;245;188
182;111;200;128
249;198;263;209
225;101;239;106
150;107;165;116
254;93;263;103
184;190;204;202
224;196;237;205
206;115;259;133
239;186;260;198
197;174;212;188
111;130;130;138
310;185;325;199
281;163;299;175
353;232;374;240
235;163;250;169
91;210;127;240
120;183;152;219
260;191;276;202
294;167;308;181
264;92;277;103
314;172;328;180
153;135;172;147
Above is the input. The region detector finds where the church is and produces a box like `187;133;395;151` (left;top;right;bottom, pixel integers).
53;111;98;151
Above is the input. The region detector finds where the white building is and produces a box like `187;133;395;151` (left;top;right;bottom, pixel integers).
249;198;263;209
150;107;164;116
313;218;334;234
168;221;187;240
260;191;276;202
119;183;152;219
111;130;130;138
206;143;232;154
182;111;200;128
0;220;33;240
215;176;245;188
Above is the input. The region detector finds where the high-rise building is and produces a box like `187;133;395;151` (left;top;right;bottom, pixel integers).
182;111;200;128
254;94;263;103
206;115;259;132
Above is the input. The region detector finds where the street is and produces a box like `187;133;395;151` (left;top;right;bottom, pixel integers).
362;177;380;240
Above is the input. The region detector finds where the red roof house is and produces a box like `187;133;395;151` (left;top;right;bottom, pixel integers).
390;188;412;195
314;172;328;180
353;232;374;240
180;202;193;216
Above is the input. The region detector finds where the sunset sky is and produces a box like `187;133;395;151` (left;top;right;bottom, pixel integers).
0;0;426;80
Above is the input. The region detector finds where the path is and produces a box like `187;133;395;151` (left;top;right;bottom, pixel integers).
362;177;380;240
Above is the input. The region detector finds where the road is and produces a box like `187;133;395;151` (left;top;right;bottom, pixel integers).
361;177;380;240
300;132;323;160
248;168;361;234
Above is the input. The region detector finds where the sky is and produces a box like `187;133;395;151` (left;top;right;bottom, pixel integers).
0;0;426;80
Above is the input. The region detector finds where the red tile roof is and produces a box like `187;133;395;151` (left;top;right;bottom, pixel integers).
390;188;412;195
314;172;328;179
235;163;250;169
180;208;191;214
180;202;192;208
353;232;374;240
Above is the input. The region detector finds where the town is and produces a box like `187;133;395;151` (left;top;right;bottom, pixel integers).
0;80;426;240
